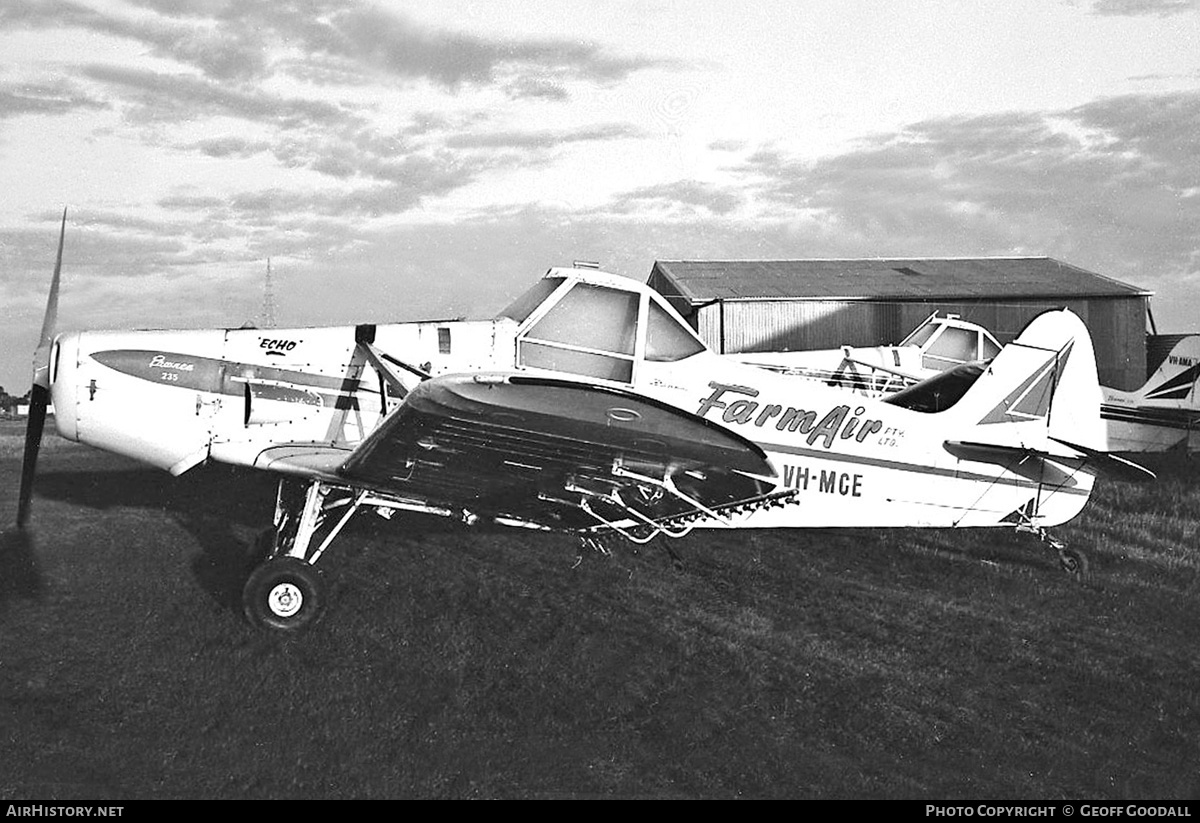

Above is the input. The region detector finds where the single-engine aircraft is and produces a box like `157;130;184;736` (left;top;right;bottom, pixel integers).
16;214;1144;631
735;312;1200;454
733;312;1003;395
1099;337;1200;453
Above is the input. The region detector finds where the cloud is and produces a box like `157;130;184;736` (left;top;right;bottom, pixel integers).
1069;90;1200;166
179;121;651;210
614;180;744;217
1;4;672;229
1088;0;1200;16
5;1;673;94
1;0;270;81
0;79;110;118
501;76;570;102
309;4;673;90
0;210;192;317
81;64;353;128
443;123;645;150
191;135;272;158
728;90;1200;327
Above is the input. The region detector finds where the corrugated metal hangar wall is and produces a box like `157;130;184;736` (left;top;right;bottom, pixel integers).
648;258;1153;391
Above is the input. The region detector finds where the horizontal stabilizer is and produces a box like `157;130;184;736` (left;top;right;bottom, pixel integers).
1050;437;1157;482
943;439;1083;488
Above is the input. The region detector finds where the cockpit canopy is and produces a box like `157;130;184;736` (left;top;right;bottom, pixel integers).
498;269;707;384
901;314;1002;372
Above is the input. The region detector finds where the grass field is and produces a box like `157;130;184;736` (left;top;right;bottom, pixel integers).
2;420;1199;799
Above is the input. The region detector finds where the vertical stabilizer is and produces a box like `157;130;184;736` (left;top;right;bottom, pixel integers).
943;309;1104;451
1132;336;1200;404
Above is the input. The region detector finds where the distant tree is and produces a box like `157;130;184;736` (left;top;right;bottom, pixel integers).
0;387;30;413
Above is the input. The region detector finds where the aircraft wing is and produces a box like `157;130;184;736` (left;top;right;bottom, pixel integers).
335;373;783;534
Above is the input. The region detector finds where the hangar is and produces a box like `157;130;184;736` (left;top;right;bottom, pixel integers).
648;257;1153;391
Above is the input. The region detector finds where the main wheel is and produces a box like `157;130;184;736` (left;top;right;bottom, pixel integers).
243;557;326;632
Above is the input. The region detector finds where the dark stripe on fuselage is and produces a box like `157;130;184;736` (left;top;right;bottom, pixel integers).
1101;404;1200;430
764;440;1091;496
90;349;393;410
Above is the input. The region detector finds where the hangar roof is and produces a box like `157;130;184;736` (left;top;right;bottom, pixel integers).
650;258;1152;304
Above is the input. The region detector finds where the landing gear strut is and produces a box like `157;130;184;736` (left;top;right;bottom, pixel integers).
241;479;363;632
1022;524;1089;581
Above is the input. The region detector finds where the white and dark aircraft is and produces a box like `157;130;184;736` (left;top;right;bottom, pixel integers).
736;314;1200;455
1101;337;1200;453
733;312;1003;395
16;216;1139;631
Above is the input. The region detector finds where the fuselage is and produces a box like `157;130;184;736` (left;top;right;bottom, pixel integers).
49;320;513;475
1102;387;1200;453
47;268;1099;532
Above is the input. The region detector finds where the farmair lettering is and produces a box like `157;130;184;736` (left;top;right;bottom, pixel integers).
696;381;883;448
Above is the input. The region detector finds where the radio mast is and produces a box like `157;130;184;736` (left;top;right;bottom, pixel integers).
261;258;278;329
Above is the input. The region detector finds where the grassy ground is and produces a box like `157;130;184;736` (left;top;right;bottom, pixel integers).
1;420;1198;799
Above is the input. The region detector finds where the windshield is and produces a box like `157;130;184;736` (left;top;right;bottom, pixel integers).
497;277;566;323
901;320;939;348
645;300;705;362
518;282;639;383
511;276;707;382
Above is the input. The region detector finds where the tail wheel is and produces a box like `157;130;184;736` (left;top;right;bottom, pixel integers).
1058;547;1089;581
243;557;326;632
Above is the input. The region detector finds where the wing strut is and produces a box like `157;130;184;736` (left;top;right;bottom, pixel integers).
353;335;430;412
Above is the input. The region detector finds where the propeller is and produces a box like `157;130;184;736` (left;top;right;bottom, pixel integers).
16;208;67;529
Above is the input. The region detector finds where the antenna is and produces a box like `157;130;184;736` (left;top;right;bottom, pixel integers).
261;258;277;329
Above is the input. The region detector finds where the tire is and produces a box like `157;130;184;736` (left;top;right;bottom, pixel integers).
242;557;325;632
1059;547;1089;581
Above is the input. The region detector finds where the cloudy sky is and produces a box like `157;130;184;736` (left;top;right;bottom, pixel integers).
2;0;1199;394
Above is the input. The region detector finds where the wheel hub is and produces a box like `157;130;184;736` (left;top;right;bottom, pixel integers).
267;581;304;618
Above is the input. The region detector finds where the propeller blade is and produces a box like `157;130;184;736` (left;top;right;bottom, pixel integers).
32;207;67;390
16;385;50;529
16;208;67;529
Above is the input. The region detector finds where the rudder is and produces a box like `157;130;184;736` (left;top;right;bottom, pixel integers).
941;309;1104;450
1136;335;1200;405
